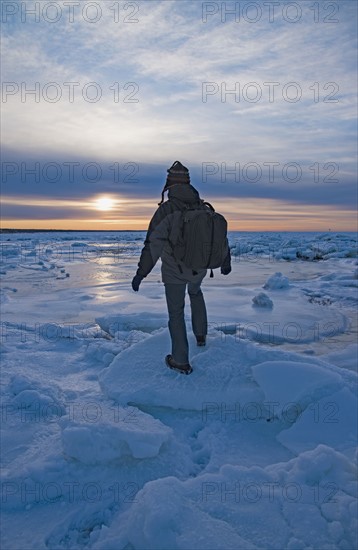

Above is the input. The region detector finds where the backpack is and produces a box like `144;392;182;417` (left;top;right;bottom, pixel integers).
169;200;229;275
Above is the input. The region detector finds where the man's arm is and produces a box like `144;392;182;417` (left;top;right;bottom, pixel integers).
135;204;172;278
221;240;232;275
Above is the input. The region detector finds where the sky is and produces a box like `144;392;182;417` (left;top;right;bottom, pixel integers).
1;0;357;231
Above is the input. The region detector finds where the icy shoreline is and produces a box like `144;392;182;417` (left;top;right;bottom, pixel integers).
1;231;357;550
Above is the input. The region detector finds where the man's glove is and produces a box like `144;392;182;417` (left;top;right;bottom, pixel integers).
131;274;143;292
221;265;231;275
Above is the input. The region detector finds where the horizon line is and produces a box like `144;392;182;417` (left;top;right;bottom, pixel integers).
1;228;357;234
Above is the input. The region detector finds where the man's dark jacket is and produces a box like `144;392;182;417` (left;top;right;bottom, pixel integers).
136;184;231;284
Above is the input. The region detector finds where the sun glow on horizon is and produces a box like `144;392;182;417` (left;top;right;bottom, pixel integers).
94;196;116;211
1;196;356;232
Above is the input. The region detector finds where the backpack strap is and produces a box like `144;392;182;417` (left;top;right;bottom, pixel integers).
203;201;215;277
202;201;215;212
167;199;186;274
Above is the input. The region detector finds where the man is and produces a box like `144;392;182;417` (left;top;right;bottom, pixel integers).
131;161;231;374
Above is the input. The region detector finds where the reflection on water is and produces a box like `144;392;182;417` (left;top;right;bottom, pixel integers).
87;256;124;286
1;246;356;366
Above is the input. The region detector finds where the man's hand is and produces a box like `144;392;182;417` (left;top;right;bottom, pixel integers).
131;274;143;292
221;265;231;275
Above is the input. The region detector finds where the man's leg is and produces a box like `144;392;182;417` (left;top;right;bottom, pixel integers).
164;283;189;364
188;280;207;338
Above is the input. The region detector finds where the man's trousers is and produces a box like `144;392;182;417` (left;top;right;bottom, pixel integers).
164;279;207;364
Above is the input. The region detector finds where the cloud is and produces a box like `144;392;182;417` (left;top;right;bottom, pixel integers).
1;145;356;211
1;0;357;229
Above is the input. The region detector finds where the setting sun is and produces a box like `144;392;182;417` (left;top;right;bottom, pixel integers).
94;196;116;211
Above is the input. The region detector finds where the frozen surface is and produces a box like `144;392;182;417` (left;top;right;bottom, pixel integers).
1;231;357;550
252;292;274;308
61;405;172;463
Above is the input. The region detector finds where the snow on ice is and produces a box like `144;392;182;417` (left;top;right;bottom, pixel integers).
0;231;357;550
252;292;274;308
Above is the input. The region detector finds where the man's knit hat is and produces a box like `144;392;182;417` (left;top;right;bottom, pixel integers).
158;161;190;205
